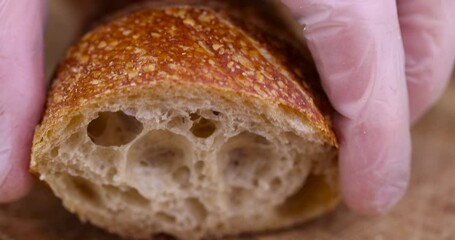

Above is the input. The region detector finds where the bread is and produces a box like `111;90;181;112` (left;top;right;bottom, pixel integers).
31;1;339;239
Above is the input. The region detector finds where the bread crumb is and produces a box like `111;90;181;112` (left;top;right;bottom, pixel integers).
212;44;222;51
183;18;196;27
97;41;107;48
143;64;155;72
128;71;139;79
90;80;100;85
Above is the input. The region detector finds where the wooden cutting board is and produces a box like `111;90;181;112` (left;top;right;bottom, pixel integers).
1;1;455;239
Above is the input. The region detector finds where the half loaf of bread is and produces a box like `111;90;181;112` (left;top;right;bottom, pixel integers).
31;1;339;239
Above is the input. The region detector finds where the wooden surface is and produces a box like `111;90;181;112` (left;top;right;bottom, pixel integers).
1;0;455;239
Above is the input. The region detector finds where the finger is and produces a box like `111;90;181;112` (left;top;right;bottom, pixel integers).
281;0;411;214
397;0;455;122
0;0;47;203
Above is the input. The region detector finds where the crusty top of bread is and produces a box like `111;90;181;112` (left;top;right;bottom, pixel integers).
36;3;336;150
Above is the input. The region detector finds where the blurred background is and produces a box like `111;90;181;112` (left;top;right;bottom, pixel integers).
1;0;454;239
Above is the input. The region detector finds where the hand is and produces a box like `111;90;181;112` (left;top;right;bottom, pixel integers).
0;0;46;203
0;0;107;203
281;0;455;214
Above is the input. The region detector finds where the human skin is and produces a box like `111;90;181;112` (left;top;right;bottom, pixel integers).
1;0;454;215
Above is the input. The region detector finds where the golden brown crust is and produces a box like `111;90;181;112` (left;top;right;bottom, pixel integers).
38;4;337;148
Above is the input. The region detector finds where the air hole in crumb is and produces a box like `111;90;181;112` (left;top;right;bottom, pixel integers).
172;166;190;184
153;233;178;240
190;113;216;138
230;187;250;207
194;161;205;173
107;168;118;179
45;130;53;138
70;176;100;204
123;187;150;206
67;114;84;130
225;152;247;177
155;212;177;224
253;179;259;187
87;111;143;147
186;198;208;221
253;135;271;145
270;177;282;190
254;166;272;185
277;174;338;217
215;222;225;231
220;133;274;187
67;132;82;146
137;147;181;171
167;116;186;129
50;147;59;158
127;130;190;174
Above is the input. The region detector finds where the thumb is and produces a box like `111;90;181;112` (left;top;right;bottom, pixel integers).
0;0;47;203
